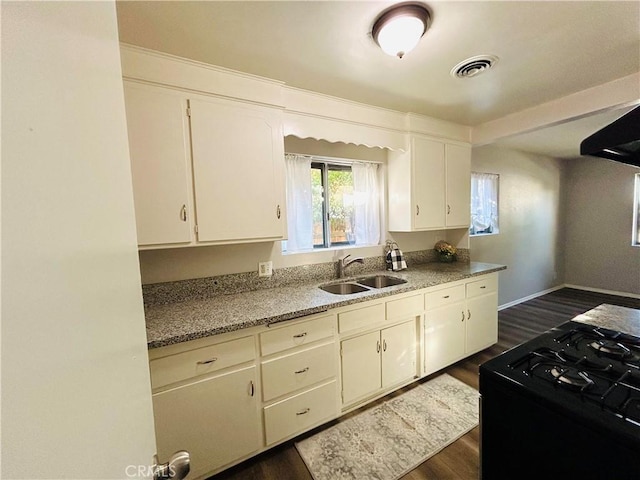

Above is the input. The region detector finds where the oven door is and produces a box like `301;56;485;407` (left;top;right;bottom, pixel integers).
480;368;640;480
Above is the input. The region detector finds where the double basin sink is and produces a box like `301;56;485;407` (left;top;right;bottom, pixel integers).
320;275;407;295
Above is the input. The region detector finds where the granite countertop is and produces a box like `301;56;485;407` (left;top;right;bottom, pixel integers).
573;304;640;336
145;261;506;349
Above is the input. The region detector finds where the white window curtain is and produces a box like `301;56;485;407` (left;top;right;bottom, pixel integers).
352;162;380;245
471;172;499;235
284;154;313;251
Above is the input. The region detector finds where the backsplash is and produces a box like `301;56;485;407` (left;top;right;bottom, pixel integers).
142;248;470;307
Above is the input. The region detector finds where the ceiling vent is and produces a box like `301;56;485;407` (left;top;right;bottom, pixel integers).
451;55;498;78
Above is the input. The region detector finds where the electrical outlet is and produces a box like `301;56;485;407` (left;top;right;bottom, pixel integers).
258;261;273;277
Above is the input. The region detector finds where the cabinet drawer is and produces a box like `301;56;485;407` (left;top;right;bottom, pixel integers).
425;285;465;309
466;275;498;298
150;336;255;390
260;315;334;357
261;342;335;401
386;294;423;320
338;303;385;333
264;381;337;445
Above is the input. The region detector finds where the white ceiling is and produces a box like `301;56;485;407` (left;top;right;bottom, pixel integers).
116;0;640;157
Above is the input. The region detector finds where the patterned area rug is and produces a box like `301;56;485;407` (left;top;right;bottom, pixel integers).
295;374;479;480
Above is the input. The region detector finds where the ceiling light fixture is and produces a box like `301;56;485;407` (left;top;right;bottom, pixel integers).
372;3;431;59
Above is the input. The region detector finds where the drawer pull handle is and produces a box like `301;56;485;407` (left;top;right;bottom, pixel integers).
383;340;387;352
377;340;381;353
294;367;309;374
468;309;471;320
249;381;255;397
461;311;465;322
443;295;450;299
196;357;218;365
480;285;486;289
296;408;310;416
293;332;307;339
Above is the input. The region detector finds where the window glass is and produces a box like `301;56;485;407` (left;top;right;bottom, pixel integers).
470;172;499;236
312;163;354;248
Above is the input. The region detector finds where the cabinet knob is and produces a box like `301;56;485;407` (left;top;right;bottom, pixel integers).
180;204;187;222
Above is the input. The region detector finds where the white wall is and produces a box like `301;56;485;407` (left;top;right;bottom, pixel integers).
470;145;565;306
563;157;640;295
2;2;156;478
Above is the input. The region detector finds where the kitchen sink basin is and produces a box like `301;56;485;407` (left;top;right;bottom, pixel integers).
319;275;407;294
319;283;370;295
356;275;407;288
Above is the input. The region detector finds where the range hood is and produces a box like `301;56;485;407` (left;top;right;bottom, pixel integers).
580;105;640;168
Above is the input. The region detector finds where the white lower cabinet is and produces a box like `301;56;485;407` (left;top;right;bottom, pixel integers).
263;380;337;445
259;314;338;446
148;273;499;477
341;320;417;406
152;365;261;479
424;274;498;376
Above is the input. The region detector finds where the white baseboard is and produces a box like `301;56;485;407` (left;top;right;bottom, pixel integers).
563;284;640;300
498;285;565;311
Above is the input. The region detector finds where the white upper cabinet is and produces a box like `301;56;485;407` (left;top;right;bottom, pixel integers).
413;137;446;229
388;136;471;232
123;82;193;246
123;82;286;248
445;143;471;228
189;96;286;243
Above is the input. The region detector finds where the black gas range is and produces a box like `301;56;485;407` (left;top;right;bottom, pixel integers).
479;319;640;479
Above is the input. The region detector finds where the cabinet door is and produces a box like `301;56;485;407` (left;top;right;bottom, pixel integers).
189;97;285;243
413;137;445;229
466;292;498;354
152;366;260;479
445;144;471;227
424;302;466;376
381;321;417;388
123;82;192;246
341;331;381;405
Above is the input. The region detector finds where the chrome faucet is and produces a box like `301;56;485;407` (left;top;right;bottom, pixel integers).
338;254;364;278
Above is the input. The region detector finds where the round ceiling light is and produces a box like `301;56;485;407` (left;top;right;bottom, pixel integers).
372;4;431;59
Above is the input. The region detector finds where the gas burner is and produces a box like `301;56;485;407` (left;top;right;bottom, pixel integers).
548;365;594;390
589;339;632;359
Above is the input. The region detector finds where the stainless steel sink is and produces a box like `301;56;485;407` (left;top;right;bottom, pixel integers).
319;283;370;295
356;275;407;288
319;275;407;294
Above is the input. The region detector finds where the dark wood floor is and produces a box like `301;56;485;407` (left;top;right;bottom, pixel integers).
212;288;640;480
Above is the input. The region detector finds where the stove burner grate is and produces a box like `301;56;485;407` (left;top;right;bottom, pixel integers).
548;365;595;389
